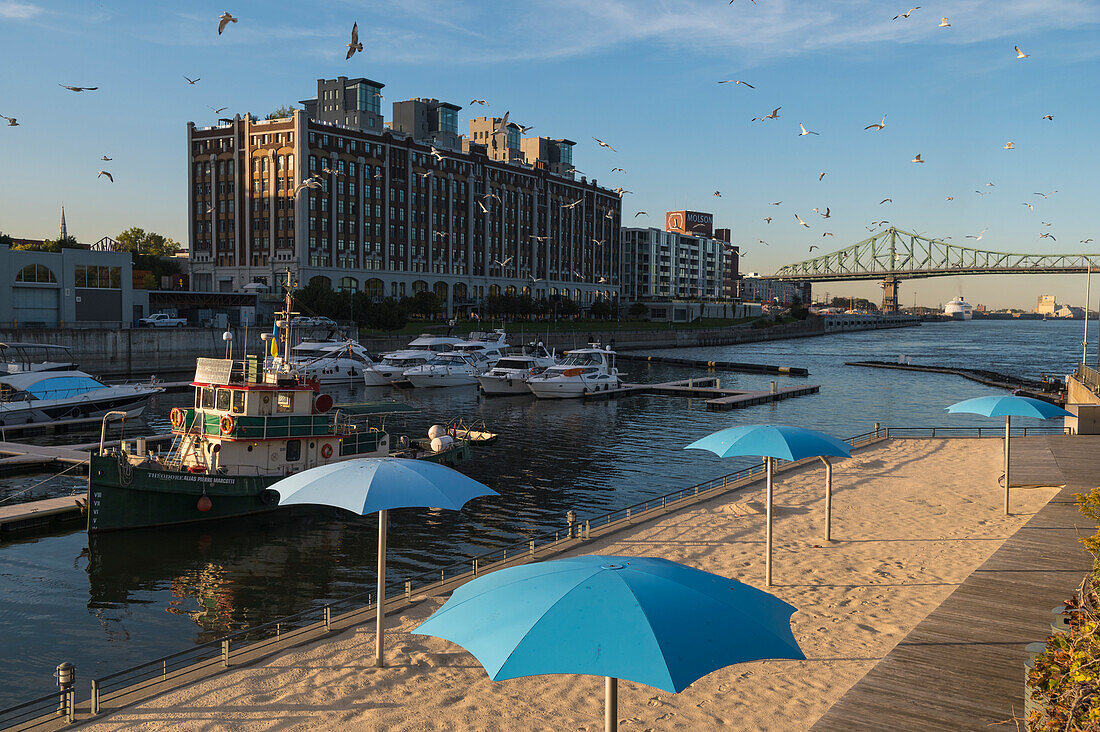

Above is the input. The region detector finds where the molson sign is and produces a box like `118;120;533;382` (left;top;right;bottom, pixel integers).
666;210;713;237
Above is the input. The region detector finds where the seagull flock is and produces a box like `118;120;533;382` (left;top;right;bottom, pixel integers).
2;7;1086;259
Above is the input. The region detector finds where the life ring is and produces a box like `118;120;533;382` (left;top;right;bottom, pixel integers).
321;443;333;459
170;408;184;428
220;414;235;434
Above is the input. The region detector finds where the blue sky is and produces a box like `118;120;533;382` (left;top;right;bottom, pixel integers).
2;0;1099;309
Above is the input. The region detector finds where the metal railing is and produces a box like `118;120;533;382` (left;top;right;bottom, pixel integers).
0;423;1070;729
0;689;73;730
1074;363;1100;395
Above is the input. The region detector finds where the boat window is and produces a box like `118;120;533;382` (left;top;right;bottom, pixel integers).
231;390;246;414
194;388;203;408
277;392;294;413
496;359;530;369
286;439;301;461
216;389;232;411
201;388;215;409
22;375;103;400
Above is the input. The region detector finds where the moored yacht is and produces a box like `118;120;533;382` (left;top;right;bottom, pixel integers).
288;339;389;385
404;352;491;388
477;343;558;395
526;345;623;399
0;370;161;426
0;342;78;374
449;329;509;366
369;334;465;384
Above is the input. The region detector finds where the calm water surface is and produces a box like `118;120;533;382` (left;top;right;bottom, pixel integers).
0;319;1084;705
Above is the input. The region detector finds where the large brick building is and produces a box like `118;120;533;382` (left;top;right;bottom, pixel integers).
186;77;622;314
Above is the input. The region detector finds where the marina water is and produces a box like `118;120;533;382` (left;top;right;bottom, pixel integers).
0;319;1086;706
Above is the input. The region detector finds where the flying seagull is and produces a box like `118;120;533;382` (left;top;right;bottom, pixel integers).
346;22;363;59
1039;233;1056;240
770;201;782;205
481;192;501;204
752;107;781;122
605;210;615;220
613;187;632;196
865;114;887;131
945;196;954;201
1042;115;1054;121
939;17;950;27
320;166;344;176
718;80;754;88
529;235;549;242
1004;141;1015;149
822;232;834;237
911;153;925;163
59;84;97;92
593;238;606;246
763;216;772;223
1082;239;1094;244
821;207;831;218
880;198;892;204
893;7;920;20
293;177;324;195
809;245;819;252
469;99;487;106
1022;202;1034;210
966;228;988;240
634;211;647;217
0;114;17;126
477;200;489;214
798;122;819;136
1015;45;1029;59
1035;190;1057;198
97;170;113;182
1041;221;1053;227
592;137;616;151
208;105;228;114
419;170;433;179
819;172;827;181
713;190;722;197
562;198;583;209
184;76;200;85
794;213;810;228
101;155;112;161
218;12;237;35
494;257;513;267
611;167;624;173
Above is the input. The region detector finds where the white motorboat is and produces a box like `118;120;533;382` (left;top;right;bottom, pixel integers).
0;342;78;374
449;329;509;367
0;370;162;426
287;339;389;385
369;334;465;384
404;352;491;388
526;345;622;399
477;343;558;396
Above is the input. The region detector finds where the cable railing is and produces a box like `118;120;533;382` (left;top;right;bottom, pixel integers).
1074;363;1100;395
0;423;1070;729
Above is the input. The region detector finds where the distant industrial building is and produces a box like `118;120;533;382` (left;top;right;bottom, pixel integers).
1036;294;1058;315
620;211;738;304
185;77;621;315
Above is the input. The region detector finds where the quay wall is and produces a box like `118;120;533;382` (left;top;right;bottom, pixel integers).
0;315;919;378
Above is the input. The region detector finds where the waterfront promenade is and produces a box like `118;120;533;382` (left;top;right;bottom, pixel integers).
78;437;1077;731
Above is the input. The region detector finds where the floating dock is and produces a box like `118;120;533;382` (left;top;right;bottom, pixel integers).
616;354;809;376
587;377;820;410
0;493;87;539
845;361;1065;404
0;434;173;477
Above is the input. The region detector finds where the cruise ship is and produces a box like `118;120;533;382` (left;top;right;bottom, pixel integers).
944;296;973;320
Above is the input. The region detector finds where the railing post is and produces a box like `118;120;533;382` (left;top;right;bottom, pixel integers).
91;680;100;716
405;580;412;601
324;605;331;631
529;540;535;557
885;426;891;438
221;640;230;668
472;559;477;576
276;622;281;638
626;507;631;520
585;520;590;539
66;689;75;723
874;422;880;438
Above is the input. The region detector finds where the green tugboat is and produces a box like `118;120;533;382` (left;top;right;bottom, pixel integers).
87;291;489;532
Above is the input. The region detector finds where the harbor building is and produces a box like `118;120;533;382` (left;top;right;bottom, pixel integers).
185;77;622;314
620;211;738;303
0;242;136;327
1036;294;1058;315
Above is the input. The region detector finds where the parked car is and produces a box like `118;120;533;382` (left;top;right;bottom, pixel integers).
290;316;337;328
139;313;187;327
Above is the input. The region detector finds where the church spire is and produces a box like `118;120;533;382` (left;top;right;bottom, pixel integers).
59;205;68;241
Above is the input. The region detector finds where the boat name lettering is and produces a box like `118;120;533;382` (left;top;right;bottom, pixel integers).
147;471;237;485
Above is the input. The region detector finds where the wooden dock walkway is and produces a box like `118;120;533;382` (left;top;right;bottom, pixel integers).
0;493;87;538
616;353;809;376
589;377;821;410
811;435;1098;732
0;434;172;477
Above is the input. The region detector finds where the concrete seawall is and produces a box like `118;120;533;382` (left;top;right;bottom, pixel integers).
0;314;918;378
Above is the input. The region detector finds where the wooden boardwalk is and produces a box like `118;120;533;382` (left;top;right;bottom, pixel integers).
0;493;87;538
812;435;1098;732
589;378;821;410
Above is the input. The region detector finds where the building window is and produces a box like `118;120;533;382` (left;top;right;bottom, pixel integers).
73;265;121;288
14;263;57;284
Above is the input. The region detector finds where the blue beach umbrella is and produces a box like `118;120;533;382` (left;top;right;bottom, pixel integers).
685;425;852;586
946;395;1071;514
271;458;497;667
413;555;804;731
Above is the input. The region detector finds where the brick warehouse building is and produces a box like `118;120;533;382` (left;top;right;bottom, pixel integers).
186;77;622;315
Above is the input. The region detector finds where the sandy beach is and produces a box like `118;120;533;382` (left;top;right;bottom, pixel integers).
86;438;1060;731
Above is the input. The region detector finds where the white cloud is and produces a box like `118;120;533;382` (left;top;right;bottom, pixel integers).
0;1;42;19
357;0;1100;65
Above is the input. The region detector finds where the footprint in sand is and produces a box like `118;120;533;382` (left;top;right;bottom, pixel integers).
647;696;666;707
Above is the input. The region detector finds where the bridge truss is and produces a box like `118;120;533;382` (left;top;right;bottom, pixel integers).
765;228;1100;311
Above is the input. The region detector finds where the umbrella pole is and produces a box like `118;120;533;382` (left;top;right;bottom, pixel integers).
1003;416;1011;515
375;508;388;668
766;457;773;587
605;677;617;732
821;457;833;542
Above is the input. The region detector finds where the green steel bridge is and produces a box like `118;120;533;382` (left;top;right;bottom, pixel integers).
762;227;1099;311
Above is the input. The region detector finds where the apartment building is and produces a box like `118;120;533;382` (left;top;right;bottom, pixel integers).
620;211;738;302
185;78;622;313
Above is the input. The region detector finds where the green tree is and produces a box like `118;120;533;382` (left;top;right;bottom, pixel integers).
0;232;12;247
115;227;180;256
590;300;612;319
404;291;442;318
368;299;408;332
139;273;158;289
628;302;648;320
266;105;298;120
